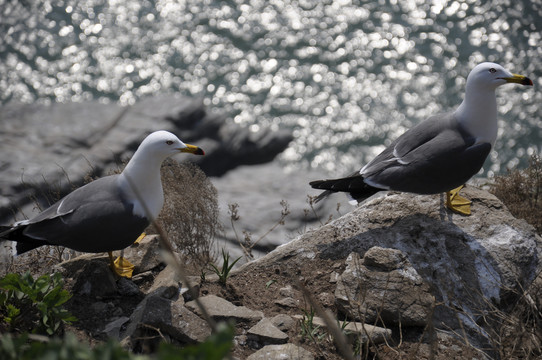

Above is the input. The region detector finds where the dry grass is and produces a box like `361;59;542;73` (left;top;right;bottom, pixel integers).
148;159;220;269
491;154;542;235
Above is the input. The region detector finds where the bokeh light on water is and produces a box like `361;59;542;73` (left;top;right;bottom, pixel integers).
1;0;541;176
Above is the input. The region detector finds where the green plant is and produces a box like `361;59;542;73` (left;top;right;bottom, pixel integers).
0;322;235;360
0;272;76;335
208;249;241;285
300;308;326;343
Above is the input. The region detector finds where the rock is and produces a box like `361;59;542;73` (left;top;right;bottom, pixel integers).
147;264;180;299
185;295;263;323
68;258;118;298
247;318;289;346
335;249;434;326
117;277;141;297
102;316;130;340
274;297;299;308
278;285;296;298
0;96;292;225
247;344;314;360
270;314;295;332
122;294;211;351
122;235;163;274
236;186;542;348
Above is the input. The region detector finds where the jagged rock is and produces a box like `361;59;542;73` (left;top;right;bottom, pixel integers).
147;264;180;299
236;186;542;349
335;249;434;326
103;316;130;340
270;314;295;332
147;265;200;302
247;343;314;360
185;295;263;323
67;258;118;298
247;318;289;346
122;235;163;274
117;277;141;297
122;294;211;351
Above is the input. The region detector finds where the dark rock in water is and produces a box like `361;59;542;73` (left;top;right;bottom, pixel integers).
0;95;292;223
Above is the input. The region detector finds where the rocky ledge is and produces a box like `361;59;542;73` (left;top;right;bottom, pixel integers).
52;186;542;359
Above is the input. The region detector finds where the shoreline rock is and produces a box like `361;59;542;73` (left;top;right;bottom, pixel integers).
0;96;292;224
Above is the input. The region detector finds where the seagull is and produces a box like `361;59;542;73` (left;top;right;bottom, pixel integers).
310;62;533;215
0;130;204;276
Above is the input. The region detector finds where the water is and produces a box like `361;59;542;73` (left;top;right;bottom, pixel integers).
1;0;541;176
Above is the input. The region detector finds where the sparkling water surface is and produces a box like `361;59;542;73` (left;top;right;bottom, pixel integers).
1;0;541;176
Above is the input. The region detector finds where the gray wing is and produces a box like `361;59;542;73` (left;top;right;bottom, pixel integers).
18;175;149;253
361;113;491;194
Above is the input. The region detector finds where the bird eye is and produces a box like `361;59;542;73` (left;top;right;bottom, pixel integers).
166;140;174;145
489;68;497;74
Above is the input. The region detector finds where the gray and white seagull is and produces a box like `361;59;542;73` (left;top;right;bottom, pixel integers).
310;62;533;215
0;130;204;276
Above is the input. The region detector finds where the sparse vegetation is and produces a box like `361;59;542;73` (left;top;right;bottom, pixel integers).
151;159;220;269
0;272;76;336
0;322;235;360
208;249;241;286
228;200;291;260
491;153;542;234
299;307;325;343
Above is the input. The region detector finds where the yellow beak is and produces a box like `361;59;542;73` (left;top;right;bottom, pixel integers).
501;73;533;86
179;144;205;155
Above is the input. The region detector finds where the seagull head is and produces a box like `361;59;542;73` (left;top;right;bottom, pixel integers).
467;62;533;91
139;130;205;161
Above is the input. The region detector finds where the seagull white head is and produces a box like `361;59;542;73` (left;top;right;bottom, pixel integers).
120;130;205;220
137;130;205;161
466;62;533;91
455;62;533;146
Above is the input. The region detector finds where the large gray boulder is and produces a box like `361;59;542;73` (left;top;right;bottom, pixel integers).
236;186;542;349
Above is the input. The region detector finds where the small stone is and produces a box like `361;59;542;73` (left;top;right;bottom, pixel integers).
270;314;295;332
186;295;263;322
274;297;299;308
90;301;109;313
279;285;295;298
102;316;130;340
247;318;289;346
117;277;141;296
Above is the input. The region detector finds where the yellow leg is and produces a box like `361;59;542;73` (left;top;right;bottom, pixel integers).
108;251;135;278
134;232;146;244
445;185;472;216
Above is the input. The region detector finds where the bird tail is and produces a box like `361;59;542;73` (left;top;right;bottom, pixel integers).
0;226;43;255
309;173;381;204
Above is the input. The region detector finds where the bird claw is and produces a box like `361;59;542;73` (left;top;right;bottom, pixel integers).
108;252;135;278
446;185;472;216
